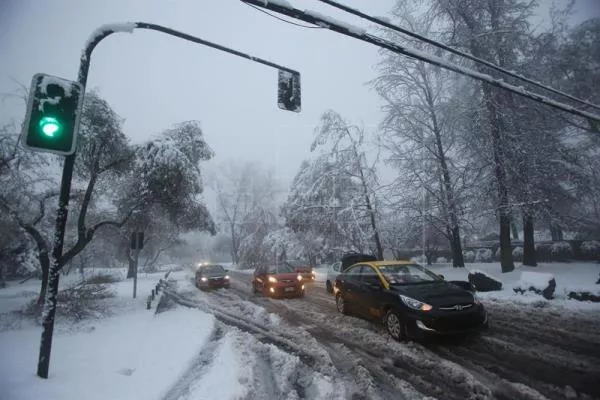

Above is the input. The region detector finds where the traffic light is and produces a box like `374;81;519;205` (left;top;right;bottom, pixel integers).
21;73;84;155
277;70;301;112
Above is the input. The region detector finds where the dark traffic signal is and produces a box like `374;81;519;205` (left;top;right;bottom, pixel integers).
21;73;84;155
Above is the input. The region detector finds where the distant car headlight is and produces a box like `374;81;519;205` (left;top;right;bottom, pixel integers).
268;276;278;283
200;277;208;282
224;275;230;280
297;275;303;281
400;295;432;312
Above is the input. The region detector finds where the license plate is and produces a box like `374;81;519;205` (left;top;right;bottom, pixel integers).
284;287;294;292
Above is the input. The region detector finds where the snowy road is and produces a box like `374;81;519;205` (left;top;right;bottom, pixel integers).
164;271;600;400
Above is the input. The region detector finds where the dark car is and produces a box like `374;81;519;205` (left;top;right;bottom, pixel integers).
195;264;230;290
283;260;315;281
253;263;305;298
334;260;488;340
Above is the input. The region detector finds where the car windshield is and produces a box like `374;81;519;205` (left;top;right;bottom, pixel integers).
267;264;295;274
378;264;442;285
285;260;308;268
202;265;225;275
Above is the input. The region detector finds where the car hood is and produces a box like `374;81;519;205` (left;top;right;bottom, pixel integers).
390;281;474;305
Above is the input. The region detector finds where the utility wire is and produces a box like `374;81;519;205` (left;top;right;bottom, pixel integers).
317;0;600;112
244;2;323;29
240;0;600;125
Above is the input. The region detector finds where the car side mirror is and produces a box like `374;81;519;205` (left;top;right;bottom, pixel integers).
438;274;445;280
224;269;229;273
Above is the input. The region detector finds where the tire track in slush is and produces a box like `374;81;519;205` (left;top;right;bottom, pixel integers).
161;325;225;400
229;271;600;400
185;277;427;399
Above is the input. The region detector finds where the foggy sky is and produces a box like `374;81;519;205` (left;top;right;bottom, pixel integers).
1;0;598;191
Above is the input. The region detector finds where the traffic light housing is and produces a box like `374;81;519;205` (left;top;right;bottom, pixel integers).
277;70;301;112
21;73;84;155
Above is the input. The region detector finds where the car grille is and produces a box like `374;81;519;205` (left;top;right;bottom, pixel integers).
208;277;223;284
439;303;473;311
279;279;294;284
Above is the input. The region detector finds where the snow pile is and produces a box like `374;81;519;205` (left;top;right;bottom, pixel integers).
426;262;600;310
563;285;600;302
516;271;555;291
513;271;556;299
0;307;214;400
581;240;600;258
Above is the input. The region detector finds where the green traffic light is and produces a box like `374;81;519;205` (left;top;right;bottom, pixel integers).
39;116;61;137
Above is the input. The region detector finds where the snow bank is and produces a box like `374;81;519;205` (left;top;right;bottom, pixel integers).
1;307;214;400
424;262;600;310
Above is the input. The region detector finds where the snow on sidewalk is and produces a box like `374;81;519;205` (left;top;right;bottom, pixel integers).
0;293;214;400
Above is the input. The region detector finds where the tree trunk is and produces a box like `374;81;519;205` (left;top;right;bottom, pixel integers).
522;212;537;266
550;224;563;241
482;86;514;273
450;226;465;268
0;263;6;288
511;219;519;240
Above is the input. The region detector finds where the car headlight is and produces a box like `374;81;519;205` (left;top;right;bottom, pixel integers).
400;295;432;312
268;276;278;283
200;277;208;282
224;275;230;280
297;275;303;281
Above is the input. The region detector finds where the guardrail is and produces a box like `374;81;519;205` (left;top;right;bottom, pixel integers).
146;269;172;311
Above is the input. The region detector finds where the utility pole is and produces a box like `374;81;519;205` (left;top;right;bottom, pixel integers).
34;21;302;379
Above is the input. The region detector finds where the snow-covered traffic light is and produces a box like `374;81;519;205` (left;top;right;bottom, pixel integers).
21;73;84;155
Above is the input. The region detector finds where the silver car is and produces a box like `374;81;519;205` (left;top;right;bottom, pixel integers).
325;261;342;294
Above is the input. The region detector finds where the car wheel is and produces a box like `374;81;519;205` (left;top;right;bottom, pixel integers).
385;309;405;341
335;293;348;315
326;280;333;294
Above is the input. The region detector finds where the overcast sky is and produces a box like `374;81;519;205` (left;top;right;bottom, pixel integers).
1;0;599;191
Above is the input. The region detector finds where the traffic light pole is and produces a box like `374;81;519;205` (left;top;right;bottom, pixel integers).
37;22;301;379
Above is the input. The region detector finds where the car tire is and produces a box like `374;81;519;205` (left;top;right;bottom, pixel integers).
326;281;333;294
335;293;349;315
385;309;405;341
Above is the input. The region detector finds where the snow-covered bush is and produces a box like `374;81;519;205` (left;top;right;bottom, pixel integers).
512;246;523;262
475;248;493;262
410;255;426;264
22;283;115;322
580;241;600;260
513;271;556;300
463;251;475;263
564;285;600;302
436;257;447;263
551;242;573;261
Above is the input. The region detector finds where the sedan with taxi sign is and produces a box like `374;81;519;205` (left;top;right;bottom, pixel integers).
334;260;488;340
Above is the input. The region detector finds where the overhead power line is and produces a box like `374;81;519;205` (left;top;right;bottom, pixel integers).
241;0;600;125
317;0;600;112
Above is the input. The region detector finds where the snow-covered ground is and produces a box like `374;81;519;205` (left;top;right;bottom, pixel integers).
426;262;600;310
0;269;217;400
